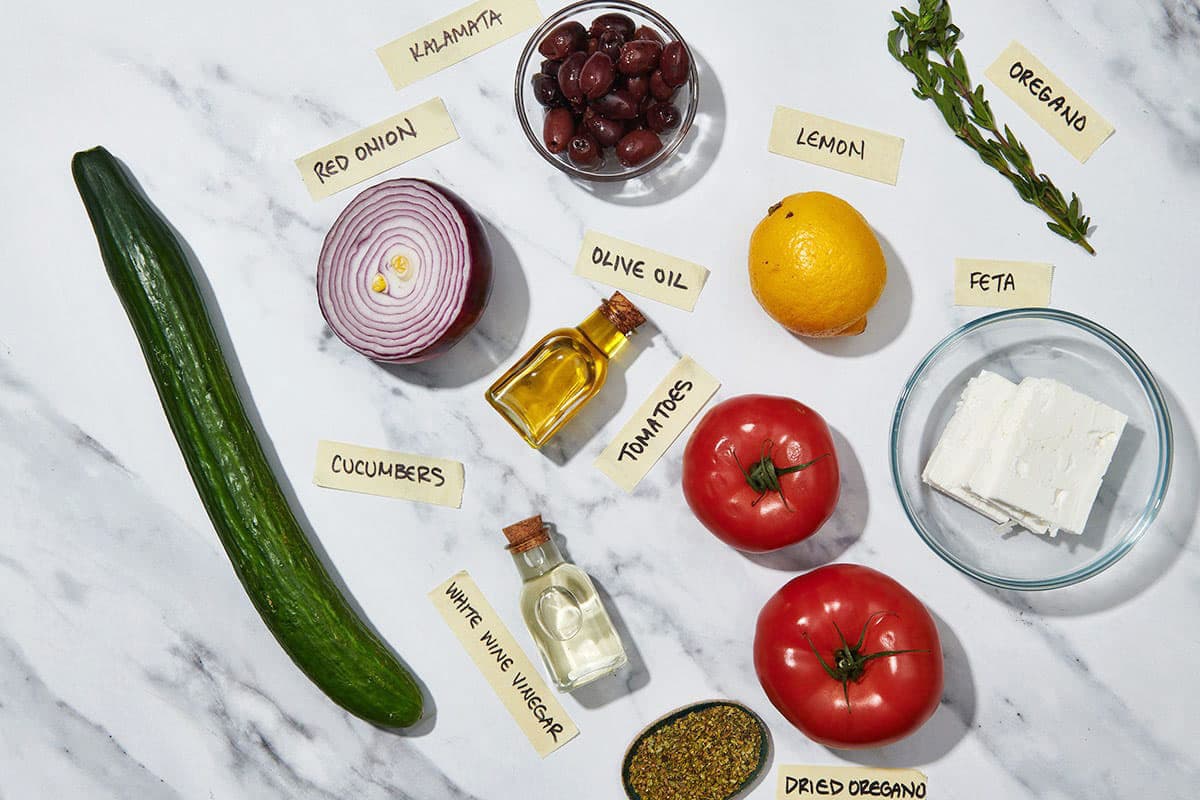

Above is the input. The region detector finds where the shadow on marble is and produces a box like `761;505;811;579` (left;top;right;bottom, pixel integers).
550;527;651;709
738;426;868;571
538;317;662;467
986;380;1196;616
803;229;913;358
376;217;530;389
114;158;441;738
571;50;726;207
834;610;976;766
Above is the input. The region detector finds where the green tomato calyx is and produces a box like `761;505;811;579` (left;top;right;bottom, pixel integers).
731;439;829;510
802;612;928;712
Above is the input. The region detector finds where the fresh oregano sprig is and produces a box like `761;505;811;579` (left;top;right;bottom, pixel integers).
888;0;1096;254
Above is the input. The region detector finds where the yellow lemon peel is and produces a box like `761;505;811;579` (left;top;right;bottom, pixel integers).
748;192;886;338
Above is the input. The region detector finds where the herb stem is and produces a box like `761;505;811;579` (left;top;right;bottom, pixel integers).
889;0;1096;254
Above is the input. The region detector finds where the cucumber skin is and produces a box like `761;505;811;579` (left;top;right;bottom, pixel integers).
72;147;422;728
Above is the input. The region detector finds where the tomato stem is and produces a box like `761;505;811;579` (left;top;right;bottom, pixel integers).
730;440;829;510
802;612;928;713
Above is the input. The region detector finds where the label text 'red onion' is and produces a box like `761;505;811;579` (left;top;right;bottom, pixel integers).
294;99;459;200
312;119;419;185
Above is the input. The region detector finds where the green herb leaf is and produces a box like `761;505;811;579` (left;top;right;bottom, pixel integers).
888;0;1096;254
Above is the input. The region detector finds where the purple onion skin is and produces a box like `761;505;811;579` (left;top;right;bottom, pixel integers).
409;180;493;363
317;179;493;364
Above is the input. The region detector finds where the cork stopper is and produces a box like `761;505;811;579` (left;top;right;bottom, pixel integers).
503;514;550;553
599;292;646;335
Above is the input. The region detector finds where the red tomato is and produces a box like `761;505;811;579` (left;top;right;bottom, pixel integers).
682;394;839;552
754;564;943;749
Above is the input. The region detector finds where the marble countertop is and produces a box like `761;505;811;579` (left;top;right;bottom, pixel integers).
3;1;1198;797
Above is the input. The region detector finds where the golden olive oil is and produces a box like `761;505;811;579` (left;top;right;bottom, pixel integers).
486;293;644;448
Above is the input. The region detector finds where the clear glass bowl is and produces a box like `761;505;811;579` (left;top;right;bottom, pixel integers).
514;0;699;181
891;309;1172;590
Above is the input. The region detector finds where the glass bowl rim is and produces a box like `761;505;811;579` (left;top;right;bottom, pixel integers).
889;307;1174;591
513;0;700;182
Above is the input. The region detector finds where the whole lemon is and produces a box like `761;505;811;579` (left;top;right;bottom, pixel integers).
748;192;887;337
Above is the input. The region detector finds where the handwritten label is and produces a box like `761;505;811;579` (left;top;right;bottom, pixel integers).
768;107;904;185
377;0;543;90
984;41;1114;163
312;439;464;508
777;765;927;799
595;356;720;492
574;231;709;311
954;258;1054;308
430;571;579;757
294;98;458;200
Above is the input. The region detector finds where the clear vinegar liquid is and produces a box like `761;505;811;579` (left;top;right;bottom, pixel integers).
519;560;627;691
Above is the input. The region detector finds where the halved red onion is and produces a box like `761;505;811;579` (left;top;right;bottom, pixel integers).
317;179;493;363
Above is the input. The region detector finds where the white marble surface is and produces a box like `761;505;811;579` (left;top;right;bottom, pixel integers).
2;0;1198;797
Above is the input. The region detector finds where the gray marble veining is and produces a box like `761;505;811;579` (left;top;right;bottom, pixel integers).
2;1;1199;798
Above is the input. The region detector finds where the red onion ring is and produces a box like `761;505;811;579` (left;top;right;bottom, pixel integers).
317;179;493;363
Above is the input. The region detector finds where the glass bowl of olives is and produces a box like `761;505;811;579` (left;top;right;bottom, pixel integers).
515;0;699;181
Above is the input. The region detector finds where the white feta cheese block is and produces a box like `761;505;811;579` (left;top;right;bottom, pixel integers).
967;377;1127;536
921;370;1017;524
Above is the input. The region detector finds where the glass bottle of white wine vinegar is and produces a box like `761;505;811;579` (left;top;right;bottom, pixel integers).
503;515;627;691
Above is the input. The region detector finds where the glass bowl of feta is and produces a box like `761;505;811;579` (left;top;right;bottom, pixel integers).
891;308;1172;590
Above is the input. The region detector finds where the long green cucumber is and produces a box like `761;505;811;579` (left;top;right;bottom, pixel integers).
72;146;422;727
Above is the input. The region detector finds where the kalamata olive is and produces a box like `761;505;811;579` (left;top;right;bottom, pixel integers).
543;107;576;154
649;69;676;101
618;40;662;75
538;21;586;59
589;12;636;40
591;88;639;120
541;58;562;78
597;30;625;62
583;108;625;146
568;133;601;167
532;73;564;107
557;51;587;104
586;36;599;55
645;101;681;132
660;41;690;87
616;129;662;166
633;25;664;44
579;52;616;100
624;74;649;104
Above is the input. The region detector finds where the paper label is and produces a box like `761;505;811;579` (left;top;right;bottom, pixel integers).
768;107;904;185
595;356;720;492
777;765;927;799
954;258;1054;308
376;0;543;90
312;440;464;508
429;571;579;757
574;231;710;311
984;41;1115;163
294;98;459;200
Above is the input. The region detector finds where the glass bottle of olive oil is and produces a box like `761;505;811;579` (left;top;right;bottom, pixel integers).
503;515;627;692
486;292;645;448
